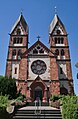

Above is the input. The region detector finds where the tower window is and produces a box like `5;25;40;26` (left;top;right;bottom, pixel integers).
14;67;17;74
57;30;61;34
18;49;21;55
12;49;16;56
60;67;63;74
54;37;64;44
61;49;65;56
20;38;23;44
55;49;59;55
55;38;57;44
13;37;23;44
61;38;64;44
58;37;60;44
17;38;19;43
13;38;16;44
18;49;21;59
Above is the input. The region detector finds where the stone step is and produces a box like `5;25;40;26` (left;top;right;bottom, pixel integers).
27;102;49;106
13;115;62;119
15;109;61;114
12;106;62;119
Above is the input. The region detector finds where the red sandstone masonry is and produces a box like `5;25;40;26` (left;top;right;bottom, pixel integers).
19;58;28;80
50;58;58;80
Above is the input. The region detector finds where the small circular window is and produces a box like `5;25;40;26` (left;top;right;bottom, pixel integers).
31;60;47;75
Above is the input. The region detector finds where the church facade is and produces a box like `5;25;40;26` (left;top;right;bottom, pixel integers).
6;13;74;102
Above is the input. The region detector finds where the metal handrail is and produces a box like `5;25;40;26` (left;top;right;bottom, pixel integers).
34;99;41;115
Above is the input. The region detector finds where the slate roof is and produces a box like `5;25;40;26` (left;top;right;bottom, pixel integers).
49;14;67;34
10;13;28;34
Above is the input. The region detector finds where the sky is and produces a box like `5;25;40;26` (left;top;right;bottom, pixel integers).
0;0;78;95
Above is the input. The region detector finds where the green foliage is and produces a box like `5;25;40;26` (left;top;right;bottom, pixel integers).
62;104;78;119
50;95;64;102
0;95;10;119
0;76;17;99
60;96;78;119
0;95;9;108
60;95;78;105
16;95;25;102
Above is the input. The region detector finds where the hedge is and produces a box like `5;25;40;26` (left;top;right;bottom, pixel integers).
62;104;78;119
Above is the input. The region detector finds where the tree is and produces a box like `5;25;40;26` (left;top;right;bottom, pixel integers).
0;76;17;99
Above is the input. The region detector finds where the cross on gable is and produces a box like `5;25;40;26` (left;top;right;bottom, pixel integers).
37;35;40;41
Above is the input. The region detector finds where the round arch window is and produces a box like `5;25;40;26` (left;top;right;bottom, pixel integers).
31;60;47;75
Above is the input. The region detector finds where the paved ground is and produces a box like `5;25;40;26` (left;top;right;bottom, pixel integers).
19;106;59;110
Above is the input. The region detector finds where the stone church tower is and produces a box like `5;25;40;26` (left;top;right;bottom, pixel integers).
6;13;74;102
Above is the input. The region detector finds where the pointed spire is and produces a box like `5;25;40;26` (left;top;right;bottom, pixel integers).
54;6;57;15
10;12;28;34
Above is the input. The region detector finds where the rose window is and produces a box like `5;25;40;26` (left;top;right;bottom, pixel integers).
31;60;47;75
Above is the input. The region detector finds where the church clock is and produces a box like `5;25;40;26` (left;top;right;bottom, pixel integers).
31;60;47;75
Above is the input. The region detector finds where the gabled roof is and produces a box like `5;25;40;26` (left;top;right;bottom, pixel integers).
49;14;67;34
22;40;54;57
10;13;28;34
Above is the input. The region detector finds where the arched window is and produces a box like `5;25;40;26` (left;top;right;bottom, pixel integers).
61;37;64;44
19;38;23;44
60;67;63;74
61;49;65;56
55;37;57;44
12;49;16;59
12;49;16;56
17;38;19;44
55;49;59;55
33;49;38;54
13;38;16;44
58;37;60;44
18;49;21;59
18;49;21;55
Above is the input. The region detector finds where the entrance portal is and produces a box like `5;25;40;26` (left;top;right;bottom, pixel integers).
34;86;42;101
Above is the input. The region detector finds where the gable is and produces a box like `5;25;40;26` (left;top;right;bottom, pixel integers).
53;23;65;35
22;40;54;57
28;42;49;55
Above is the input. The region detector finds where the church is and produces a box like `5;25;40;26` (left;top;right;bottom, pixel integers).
5;13;74;102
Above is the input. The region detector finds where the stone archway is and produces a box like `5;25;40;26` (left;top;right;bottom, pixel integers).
30;77;47;102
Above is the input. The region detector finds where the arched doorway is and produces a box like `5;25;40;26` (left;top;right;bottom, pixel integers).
30;76;47;102
34;86;42;101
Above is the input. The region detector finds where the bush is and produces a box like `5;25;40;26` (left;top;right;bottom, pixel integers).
0;95;9;108
50;95;64;102
0;76;17;99
60;95;78;105
0;95;10;119
62;104;78;119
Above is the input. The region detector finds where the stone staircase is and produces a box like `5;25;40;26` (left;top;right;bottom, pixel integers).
12;106;62;119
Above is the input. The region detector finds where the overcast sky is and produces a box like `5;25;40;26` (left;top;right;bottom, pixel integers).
0;0;78;95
